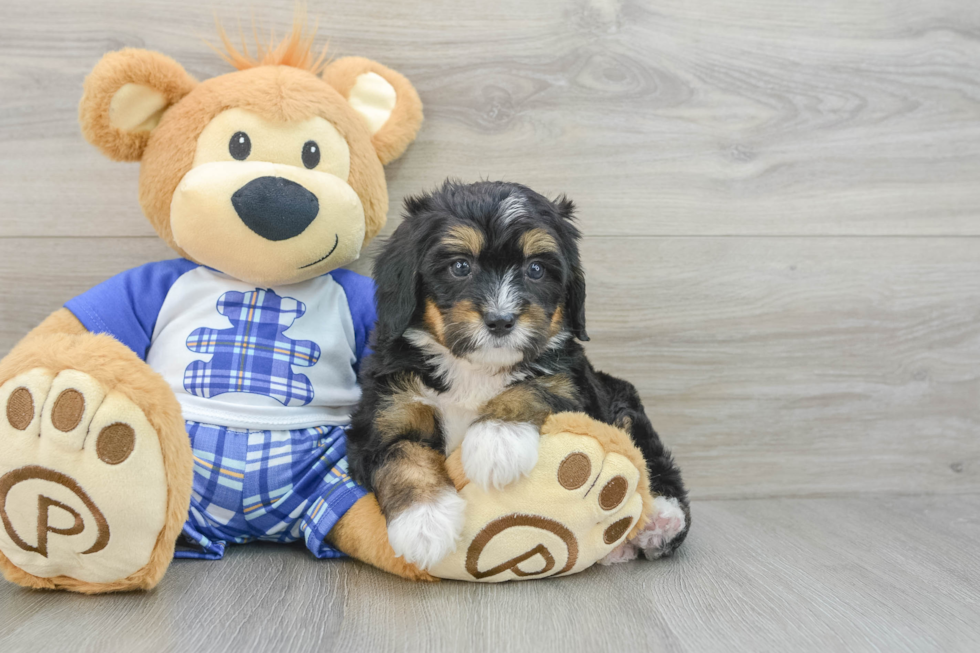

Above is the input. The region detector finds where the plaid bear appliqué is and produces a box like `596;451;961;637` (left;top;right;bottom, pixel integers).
184;289;321;406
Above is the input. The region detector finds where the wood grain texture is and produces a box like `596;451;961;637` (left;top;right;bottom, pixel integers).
1;0;980;237
1;496;978;653
1;236;976;499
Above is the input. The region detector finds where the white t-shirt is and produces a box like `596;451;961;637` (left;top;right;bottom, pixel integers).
66;259;377;431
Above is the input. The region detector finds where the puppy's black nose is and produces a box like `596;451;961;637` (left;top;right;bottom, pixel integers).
231;176;319;241
484;312;516;334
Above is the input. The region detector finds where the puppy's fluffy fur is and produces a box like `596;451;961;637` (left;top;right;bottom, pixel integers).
347;181;690;567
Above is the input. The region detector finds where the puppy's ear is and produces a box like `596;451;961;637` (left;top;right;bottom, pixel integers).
323;57;423;165
79;49;196;162
566;267;589;342
373;219;421;344
554;195;589;341
554;195;576;220
403;191;433;216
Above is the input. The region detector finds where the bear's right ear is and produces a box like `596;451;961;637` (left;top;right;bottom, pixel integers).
322;57;423;165
79;48;197;162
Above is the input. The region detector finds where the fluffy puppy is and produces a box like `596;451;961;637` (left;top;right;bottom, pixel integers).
347;180;689;569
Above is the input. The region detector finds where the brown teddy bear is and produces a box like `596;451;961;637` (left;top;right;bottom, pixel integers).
0;21;669;592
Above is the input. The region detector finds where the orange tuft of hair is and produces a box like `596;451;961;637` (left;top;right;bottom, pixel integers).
211;7;329;75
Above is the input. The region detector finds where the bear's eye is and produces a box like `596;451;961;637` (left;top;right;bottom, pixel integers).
229;132;251;160
302;141;321;169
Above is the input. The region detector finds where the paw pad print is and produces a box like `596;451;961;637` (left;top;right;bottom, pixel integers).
184;289;321;406
431;431;644;582
0;369;168;583
556;451;634;545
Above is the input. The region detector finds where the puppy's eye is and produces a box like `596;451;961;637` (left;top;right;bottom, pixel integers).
450;259;471;278
526;261;545;280
229;132;251;160
302;140;320;169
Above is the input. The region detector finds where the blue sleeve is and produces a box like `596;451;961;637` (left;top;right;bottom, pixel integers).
330;269;378;371
64;259;198;360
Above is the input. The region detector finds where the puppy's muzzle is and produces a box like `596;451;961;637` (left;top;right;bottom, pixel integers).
231;176;320;241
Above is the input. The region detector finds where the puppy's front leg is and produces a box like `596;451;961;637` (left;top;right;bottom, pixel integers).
463;376;579;490
348;374;466;569
375;441;465;570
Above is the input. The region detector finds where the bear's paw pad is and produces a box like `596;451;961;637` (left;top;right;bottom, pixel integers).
0;369;168;585
431;431;644;582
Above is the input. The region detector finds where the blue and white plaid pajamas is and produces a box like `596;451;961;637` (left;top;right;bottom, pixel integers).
174;420;367;560
64;262;380;561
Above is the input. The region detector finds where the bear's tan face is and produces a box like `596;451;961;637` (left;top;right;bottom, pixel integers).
171;108;366;284
79;50;423;288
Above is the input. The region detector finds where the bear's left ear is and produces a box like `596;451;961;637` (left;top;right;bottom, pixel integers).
323;57;423;165
79;48;197;162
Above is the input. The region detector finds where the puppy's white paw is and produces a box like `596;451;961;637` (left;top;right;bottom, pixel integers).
634;496;687;559
462;420;539;491
599;540;639;566
386;489;466;570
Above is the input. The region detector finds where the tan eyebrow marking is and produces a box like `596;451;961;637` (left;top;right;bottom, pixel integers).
442;225;484;256
520;228;559;257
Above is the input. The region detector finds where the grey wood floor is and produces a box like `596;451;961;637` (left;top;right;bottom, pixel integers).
1;496;978;652
1;0;979;651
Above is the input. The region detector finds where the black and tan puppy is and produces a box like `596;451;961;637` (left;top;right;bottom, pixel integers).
347;180;689;569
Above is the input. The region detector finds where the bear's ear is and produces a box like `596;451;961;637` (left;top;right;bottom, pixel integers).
322;56;423;165
79;48;197;162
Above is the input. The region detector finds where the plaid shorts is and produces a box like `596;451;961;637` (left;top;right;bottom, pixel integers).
174;421;366;560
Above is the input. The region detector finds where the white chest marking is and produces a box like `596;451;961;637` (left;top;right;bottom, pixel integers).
404;330;523;454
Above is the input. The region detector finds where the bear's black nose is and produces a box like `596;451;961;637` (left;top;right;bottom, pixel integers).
231;176;319;241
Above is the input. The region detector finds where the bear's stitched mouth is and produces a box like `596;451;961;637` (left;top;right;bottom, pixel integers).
299;233;340;269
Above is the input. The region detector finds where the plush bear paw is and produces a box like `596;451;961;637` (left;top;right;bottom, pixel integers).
461;420;539;491
430;425;645;582
0;368;172;589
386;488;466;570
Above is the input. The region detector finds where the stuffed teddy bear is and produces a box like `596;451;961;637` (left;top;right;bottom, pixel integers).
0;21;672;592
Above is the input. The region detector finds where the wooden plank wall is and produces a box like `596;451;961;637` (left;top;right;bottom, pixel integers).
1;0;978;500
